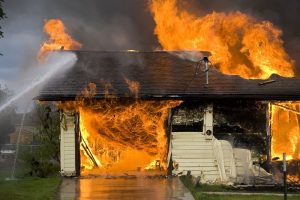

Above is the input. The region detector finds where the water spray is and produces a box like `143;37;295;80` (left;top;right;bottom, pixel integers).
0;52;77;113
5;103;29;181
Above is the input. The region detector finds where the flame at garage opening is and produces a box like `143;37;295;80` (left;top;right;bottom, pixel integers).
78;99;181;174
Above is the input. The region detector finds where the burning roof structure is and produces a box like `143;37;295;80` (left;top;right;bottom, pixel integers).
38;50;300;101
36;50;300;185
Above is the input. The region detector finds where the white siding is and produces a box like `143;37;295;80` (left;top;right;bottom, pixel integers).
60;112;76;176
171;132;221;182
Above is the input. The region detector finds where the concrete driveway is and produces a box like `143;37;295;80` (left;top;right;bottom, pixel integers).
59;175;194;200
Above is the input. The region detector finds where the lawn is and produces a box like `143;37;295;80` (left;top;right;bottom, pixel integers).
192;194;300;200
0;177;61;200
0;166;61;200
180;176;300;200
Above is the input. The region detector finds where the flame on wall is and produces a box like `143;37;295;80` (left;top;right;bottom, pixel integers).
149;0;299;160
38;19;82;60
271;103;300;160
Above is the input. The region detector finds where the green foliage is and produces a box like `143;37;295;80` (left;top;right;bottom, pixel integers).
34;104;60;162
22;103;60;177
0;84;12;104
0;0;6;38
22;151;60;178
0;109;16;144
0;85;16;144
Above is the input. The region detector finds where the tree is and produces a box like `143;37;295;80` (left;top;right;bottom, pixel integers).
0;84;15;145
34;103;60;163
0;84;11;104
22;103;60;177
0;0;6;38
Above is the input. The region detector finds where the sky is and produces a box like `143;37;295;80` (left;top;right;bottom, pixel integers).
0;0;300;89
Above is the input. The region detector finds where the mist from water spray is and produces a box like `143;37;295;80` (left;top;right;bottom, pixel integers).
0;52;77;113
8;107;28;180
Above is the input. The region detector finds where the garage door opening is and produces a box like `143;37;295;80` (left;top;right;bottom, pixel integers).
79;100;181;175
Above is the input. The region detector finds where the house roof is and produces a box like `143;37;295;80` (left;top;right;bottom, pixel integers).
37;50;300;101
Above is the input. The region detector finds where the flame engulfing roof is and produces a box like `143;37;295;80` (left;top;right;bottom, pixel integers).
37;51;300;101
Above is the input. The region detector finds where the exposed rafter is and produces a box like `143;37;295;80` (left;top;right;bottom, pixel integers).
271;103;300;115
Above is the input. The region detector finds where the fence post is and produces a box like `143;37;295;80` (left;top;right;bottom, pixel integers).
283;153;287;200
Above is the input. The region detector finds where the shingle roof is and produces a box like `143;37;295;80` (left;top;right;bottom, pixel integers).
37;50;300;101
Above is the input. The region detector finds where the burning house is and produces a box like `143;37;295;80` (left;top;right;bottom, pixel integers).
36;50;300;184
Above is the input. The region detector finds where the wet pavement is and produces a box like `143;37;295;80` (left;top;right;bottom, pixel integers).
59;176;194;200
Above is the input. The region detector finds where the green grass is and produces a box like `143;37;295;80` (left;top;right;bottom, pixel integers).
0;167;61;200
180;175;233;192
0;177;61;200
180;176;300;200
193;194;300;200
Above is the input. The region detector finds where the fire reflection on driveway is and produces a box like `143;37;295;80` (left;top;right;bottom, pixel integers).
59;175;194;200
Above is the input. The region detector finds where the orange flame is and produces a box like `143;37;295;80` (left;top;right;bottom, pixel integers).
149;0;299;161
288;174;300;184
79;100;181;173
271;103;300;160
59;83;181;173
80;115;102;170
38;19;82;60
149;0;294;79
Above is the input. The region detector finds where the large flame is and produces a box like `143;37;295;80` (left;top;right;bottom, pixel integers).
149;0;299;161
79;100;181;173
60;82;181;173
38;19;82;60
271;103;300;160
149;0;294;79
80;114;102;170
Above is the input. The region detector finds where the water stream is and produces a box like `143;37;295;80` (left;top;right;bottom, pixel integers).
0;52;77;113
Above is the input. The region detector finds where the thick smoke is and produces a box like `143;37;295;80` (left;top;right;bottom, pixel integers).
0;0;300;84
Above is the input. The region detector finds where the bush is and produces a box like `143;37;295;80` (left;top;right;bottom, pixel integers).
21;103;60;177
22;148;60;177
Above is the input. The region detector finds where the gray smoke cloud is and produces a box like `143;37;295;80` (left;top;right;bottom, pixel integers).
0;0;157;87
0;0;300;87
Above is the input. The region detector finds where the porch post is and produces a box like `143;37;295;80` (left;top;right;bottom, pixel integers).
204;104;213;139
167;109;173;176
266;103;272;172
75;112;81;176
